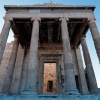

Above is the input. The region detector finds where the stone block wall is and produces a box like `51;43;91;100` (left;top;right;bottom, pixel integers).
43;63;57;94
0;41;13;92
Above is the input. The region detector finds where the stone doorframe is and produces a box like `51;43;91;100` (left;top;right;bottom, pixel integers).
37;54;63;94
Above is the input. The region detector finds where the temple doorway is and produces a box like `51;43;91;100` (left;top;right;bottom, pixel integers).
43;63;57;94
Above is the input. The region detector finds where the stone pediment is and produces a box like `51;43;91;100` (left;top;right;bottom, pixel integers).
16;3;74;7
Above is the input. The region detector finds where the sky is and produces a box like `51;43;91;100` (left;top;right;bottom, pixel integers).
0;0;100;88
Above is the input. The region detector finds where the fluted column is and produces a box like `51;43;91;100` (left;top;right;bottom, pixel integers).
24;18;40;94
81;37;98;93
88;18;100;62
10;44;25;94
0;18;12;64
2;36;19;94
60;18;79;94
76;47;89;94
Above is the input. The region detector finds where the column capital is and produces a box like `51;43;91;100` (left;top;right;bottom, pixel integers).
80;36;86;41
59;17;69;21
71;45;76;50
75;45;79;49
31;17;41;21
88;18;96;23
3;17;13;21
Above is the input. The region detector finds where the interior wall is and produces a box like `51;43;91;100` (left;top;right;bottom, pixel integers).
43;63;57;94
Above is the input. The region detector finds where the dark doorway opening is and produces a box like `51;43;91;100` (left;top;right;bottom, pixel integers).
47;81;53;92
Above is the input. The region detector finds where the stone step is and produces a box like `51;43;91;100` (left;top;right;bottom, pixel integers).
0;95;100;100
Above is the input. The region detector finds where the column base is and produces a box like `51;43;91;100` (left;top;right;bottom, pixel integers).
65;89;80;95
90;89;100;94
22;89;37;95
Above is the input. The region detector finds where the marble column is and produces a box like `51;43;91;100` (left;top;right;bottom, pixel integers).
60;18;79;94
81;37;98;93
88;18;100;62
19;46;29;94
0;18;12;64
10;44;25;94
57;59;62;94
38;59;44;94
24;18;40;94
2;36;19;94
76;47;89;94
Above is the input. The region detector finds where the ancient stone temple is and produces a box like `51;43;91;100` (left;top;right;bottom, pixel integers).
0;3;100;100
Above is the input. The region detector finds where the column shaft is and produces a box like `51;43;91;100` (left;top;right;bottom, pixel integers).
81;37;98;93
10;44;25;94
19;47;29;94
89;19;100;62
38;59;44;94
76;47;89;94
0;19;11;64
2;37;19;94
57;59;62;94
24;19;39;94
60;18;79;94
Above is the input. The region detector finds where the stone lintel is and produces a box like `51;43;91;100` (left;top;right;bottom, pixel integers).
5;13;95;19
81;35;86;39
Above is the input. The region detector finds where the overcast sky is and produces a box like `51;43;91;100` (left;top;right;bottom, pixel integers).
0;0;100;87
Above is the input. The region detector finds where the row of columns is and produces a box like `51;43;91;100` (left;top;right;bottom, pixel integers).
2;36;19;93
0;17;99;94
80;37;98;93
75;47;89;94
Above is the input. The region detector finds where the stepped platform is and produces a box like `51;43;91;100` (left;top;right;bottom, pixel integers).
0;94;100;100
